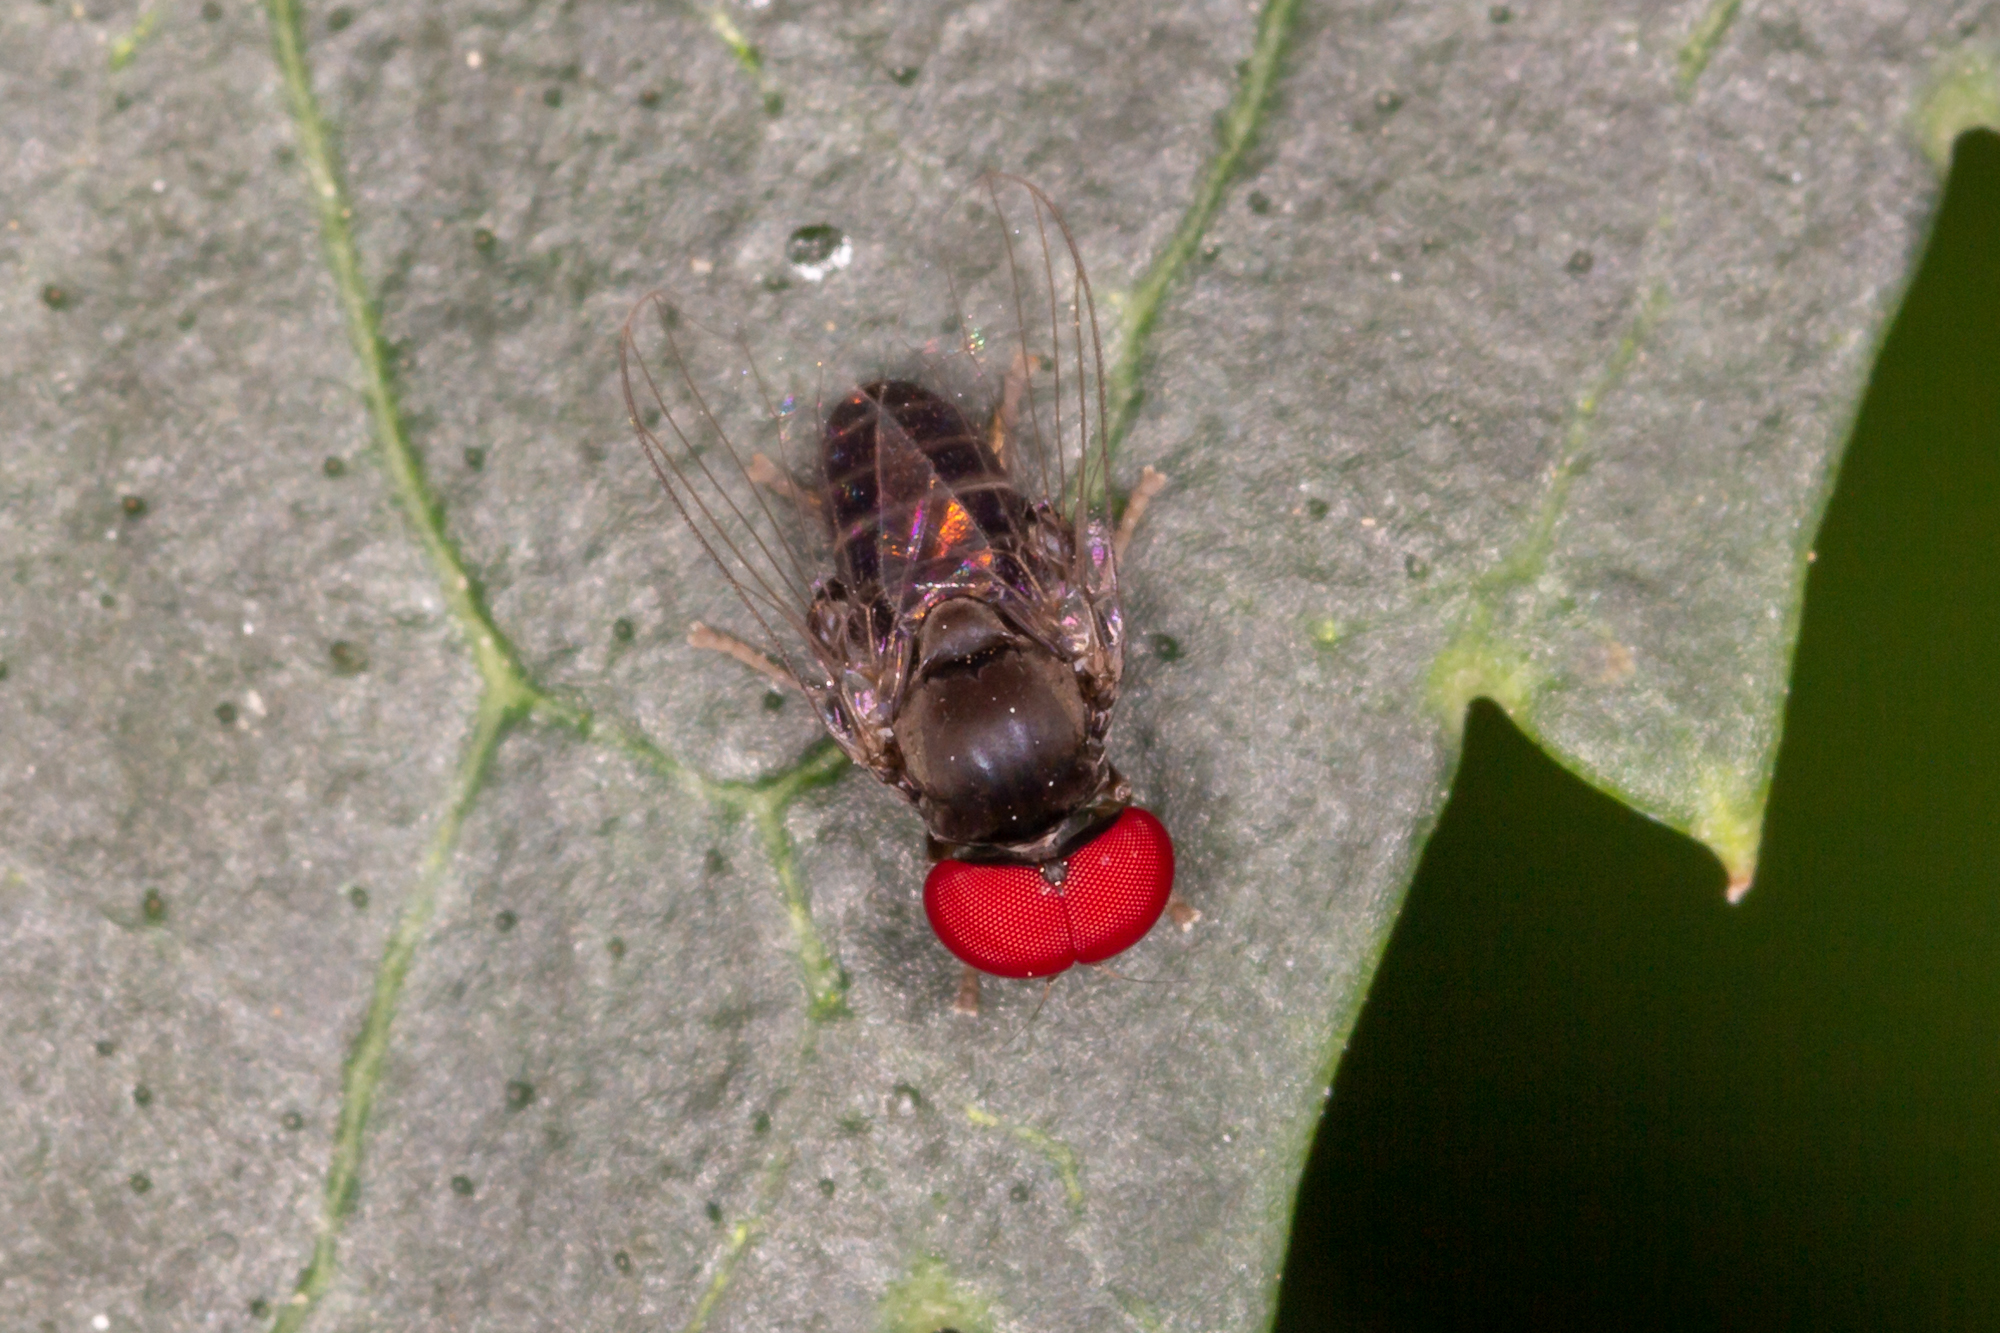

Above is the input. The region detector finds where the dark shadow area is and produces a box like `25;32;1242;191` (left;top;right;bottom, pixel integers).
1276;128;2000;1332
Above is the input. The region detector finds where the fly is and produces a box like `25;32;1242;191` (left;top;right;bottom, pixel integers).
619;175;1192;1012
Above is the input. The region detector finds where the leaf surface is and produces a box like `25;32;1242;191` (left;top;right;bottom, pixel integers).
1;2;1988;1330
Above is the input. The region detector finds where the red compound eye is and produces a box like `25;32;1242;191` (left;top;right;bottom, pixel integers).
922;807;1176;979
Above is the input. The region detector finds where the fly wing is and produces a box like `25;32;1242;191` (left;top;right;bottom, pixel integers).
925;175;1123;679
617;292;832;692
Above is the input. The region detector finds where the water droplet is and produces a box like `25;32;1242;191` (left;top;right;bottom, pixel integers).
785;224;851;283
141;889;167;924
505;1080;535;1111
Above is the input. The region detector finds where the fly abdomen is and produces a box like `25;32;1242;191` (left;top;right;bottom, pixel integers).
822;380;1021;591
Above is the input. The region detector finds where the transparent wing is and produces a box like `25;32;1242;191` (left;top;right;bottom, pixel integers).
617;292;830;688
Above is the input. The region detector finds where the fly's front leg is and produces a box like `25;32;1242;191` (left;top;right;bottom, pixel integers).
1114;466;1168;562
954;965;982;1016
687;622;795;689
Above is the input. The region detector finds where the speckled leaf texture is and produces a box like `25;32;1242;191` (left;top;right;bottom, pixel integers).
4;1;1993;1329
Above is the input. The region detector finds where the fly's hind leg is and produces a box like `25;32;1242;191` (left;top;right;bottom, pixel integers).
1114;466;1168;562
687;622;795;689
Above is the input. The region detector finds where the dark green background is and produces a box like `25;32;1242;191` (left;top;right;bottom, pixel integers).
1278;129;2000;1331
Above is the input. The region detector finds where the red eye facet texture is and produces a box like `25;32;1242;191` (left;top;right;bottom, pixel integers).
922;807;1176;978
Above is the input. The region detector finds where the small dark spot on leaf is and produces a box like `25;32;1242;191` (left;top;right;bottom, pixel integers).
132;1084;152;1107
761;91;784;116
41;283;69;310
248;1298;271;1318
1489;3;1513;20
612;616;635;643
1374;89;1402;114
761;689;785;712
129;1172;151;1194
704;1200;723;1223
542;86;562;107
99;592;116;609
282;1110;305;1131
472;227;497;254
450;1174;476;1196
322;455;346;477
751;1110;771;1135
890;1082;923;1113
1200;243;1221;263
96;1039;116;1057
637;88;661;107
607;936;626;959
888;64;921;86
1150;633;1184;663
1421;234;1445;253
1009;1182;1030;1202
838;1112;872;1135
0;661;8;682
328;640;368;676
505;1080;535;1111
122;496;153;520
1566;248;1594;275
1306;498;1329;520
463;445;485;470
1405;553;1431;580
274;144;295;165
818;1177;836;1198
215;702;237;726
1246;191;1272;216
347;885;369;910
762;273;792;292
703;849;728;875
141;889;167;924
177;309;196;330
495;910;517;932
613;1250;633;1274
326;6;352;30
201;0;221;17
786;224;844;267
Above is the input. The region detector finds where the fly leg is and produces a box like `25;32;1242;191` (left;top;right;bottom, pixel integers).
687;622;795;689
746;453;825;524
954;965;982;1016
1114;466;1168;562
987;349;1040;465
